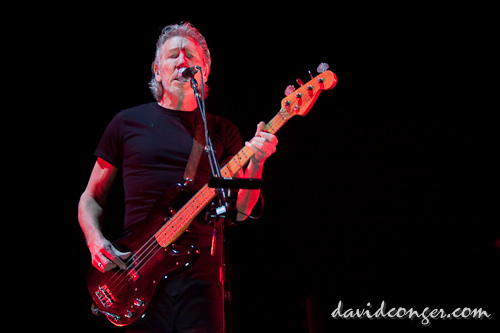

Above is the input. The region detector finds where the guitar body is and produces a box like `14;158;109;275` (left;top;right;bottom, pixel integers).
86;183;197;326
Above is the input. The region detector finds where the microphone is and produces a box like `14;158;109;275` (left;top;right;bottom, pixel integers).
177;66;199;82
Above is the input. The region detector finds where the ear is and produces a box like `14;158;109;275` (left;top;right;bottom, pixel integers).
202;66;209;83
153;64;161;82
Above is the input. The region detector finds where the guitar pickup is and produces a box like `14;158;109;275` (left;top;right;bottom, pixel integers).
127;268;140;282
126;254;141;281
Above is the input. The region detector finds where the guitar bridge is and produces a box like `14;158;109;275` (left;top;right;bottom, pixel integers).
95;284;116;309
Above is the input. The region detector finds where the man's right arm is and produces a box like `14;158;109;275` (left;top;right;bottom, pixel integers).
78;157;129;272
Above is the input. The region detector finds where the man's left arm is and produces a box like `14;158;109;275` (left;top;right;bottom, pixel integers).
236;121;278;221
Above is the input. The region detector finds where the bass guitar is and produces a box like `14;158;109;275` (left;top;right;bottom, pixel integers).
86;66;337;326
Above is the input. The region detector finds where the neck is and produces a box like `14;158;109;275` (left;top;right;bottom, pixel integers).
159;90;198;111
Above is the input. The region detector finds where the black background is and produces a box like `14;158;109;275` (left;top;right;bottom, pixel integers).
27;4;497;332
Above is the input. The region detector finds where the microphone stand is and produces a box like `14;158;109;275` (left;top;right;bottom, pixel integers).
189;70;263;333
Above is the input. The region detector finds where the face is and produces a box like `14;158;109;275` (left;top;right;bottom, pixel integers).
154;36;208;98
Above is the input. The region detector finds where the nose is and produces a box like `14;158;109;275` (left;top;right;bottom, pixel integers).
175;51;189;69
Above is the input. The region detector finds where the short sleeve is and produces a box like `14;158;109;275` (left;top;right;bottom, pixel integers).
94;112;125;168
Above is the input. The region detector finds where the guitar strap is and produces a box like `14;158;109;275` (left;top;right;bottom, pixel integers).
183;112;206;185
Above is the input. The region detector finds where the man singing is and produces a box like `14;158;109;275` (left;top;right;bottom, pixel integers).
78;22;278;333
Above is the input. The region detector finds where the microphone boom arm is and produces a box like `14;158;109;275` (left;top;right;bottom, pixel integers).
188;68;226;203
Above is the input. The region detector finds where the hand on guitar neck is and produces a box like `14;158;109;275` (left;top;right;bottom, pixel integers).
245;121;279;165
235;121;278;221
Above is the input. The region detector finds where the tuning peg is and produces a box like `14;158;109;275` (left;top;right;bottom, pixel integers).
284;85;295;96
317;62;329;73
296;78;304;87
308;70;314;79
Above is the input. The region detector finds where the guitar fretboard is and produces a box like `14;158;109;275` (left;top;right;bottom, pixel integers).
154;107;292;247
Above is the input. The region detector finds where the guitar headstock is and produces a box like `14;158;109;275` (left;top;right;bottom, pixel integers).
280;69;337;117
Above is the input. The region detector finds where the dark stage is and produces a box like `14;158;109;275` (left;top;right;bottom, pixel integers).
30;5;497;332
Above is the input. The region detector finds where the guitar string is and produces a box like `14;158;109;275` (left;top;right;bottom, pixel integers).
98;109;290;298
112;241;163;296
107;201;197;293
104;183;214;291
101;235;156;289
105;185;216;295
104;175;220;295
107;187;215;296
105;235;160;293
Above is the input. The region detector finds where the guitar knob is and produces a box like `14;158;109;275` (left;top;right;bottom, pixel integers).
125;310;135;318
134;298;146;307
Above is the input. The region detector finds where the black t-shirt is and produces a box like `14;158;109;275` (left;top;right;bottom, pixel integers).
95;102;242;235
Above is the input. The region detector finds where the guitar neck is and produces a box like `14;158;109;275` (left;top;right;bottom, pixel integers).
154;107;293;247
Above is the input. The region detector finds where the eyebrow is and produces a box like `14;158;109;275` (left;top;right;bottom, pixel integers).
166;45;199;55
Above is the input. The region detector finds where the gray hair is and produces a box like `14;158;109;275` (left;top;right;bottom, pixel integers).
148;22;211;101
